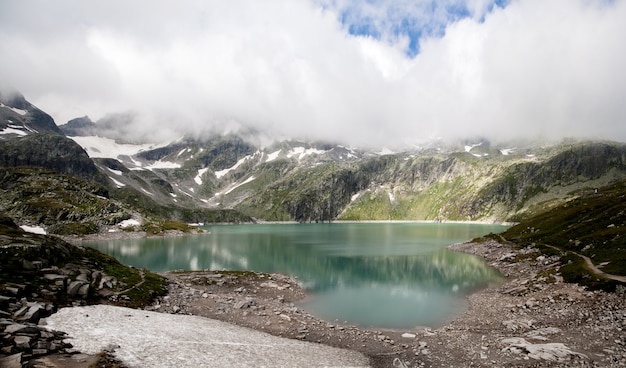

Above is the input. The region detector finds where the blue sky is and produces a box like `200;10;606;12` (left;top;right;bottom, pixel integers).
335;0;511;56
1;0;625;146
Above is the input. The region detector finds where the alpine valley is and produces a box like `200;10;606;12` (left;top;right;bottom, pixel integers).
2;90;626;236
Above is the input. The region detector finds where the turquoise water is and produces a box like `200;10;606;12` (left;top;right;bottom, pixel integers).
88;222;507;328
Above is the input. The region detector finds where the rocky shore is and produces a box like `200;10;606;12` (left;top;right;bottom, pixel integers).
2;232;625;367
152;240;626;368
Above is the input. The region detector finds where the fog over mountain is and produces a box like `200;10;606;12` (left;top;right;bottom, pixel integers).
1;0;625;147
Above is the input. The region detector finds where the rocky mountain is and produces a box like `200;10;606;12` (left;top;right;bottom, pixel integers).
0;90;62;138
2;90;626;228
82;133;626;224
0;133;107;185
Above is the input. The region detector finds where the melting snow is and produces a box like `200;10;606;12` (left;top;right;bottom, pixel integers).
378;147;395;155
107;168;123;176
145;160;181;170
0;103;28;116
118;219;140;228
224;176;256;195
20;225;46;235
0;127;28;136
215;155;251;179
176;148;191;157
265;149;281;162
109;177;126;188
500;148;515;155
43;305;370;368
464;143;483;152
194;168;209;185
69;136;168;160
287;147;325;160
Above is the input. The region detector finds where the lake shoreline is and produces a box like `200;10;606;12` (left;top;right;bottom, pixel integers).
137;239;625;367
60;219;514;243
50;226;625;367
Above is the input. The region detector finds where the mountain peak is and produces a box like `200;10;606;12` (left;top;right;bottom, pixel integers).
0;90;63;138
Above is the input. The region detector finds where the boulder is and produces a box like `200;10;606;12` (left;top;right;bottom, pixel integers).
67;280;88;296
0;353;22;368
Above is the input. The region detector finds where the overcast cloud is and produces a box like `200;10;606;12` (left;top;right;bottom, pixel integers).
1;0;625;146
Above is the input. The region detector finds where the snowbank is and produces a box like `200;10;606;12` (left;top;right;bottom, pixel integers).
44;305;370;368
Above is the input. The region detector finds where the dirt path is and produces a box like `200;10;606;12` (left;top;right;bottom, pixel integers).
540;243;626;283
495;234;626;284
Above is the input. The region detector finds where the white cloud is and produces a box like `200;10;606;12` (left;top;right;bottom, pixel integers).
0;0;625;147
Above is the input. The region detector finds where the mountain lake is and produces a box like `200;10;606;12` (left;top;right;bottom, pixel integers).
88;222;509;329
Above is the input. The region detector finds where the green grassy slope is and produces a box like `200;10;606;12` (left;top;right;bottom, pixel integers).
501;179;626;290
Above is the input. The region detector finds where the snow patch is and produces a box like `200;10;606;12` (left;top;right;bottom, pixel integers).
43;305;369;368
145;160;181;170
378;147;395;155
224;176;256;195
194;168;209;185
286;147;325;160
464;142;483;152
20;225;46;235
265;149;281;162
215;155;252;179
118;219;140;228
176;148;191;157
108;177;126;188
500;148;515;156
107;168;123;176
350;192;361;202
1;103;28;116
0;127;28;136
69;136;168;160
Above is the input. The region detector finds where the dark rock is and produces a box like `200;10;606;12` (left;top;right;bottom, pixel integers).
67;280;88;296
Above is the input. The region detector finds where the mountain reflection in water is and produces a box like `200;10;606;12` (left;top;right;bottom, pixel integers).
89;222;508;328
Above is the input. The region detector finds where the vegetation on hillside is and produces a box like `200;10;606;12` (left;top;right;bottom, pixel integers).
501;179;626;291
0;214;168;308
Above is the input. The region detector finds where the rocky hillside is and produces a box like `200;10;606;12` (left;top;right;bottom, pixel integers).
501;178;626;289
0;90;62;138
67;128;626;224
0;133;107;185
0;214;167;365
3;90;626;226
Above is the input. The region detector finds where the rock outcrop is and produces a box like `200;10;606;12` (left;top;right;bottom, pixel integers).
0;215;167;366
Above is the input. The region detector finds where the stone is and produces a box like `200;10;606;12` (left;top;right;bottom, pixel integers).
67;280;87;296
501;337;588;361
77;283;90;297
13;335;31;349
525;327;562;340
21;303;45;323
13;306;29;319
43;273;67;282
0;353;22;368
401;333;416;339
5;323;28;334
91;270;103;286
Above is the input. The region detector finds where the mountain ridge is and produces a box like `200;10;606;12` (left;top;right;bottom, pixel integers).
2;90;626;232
